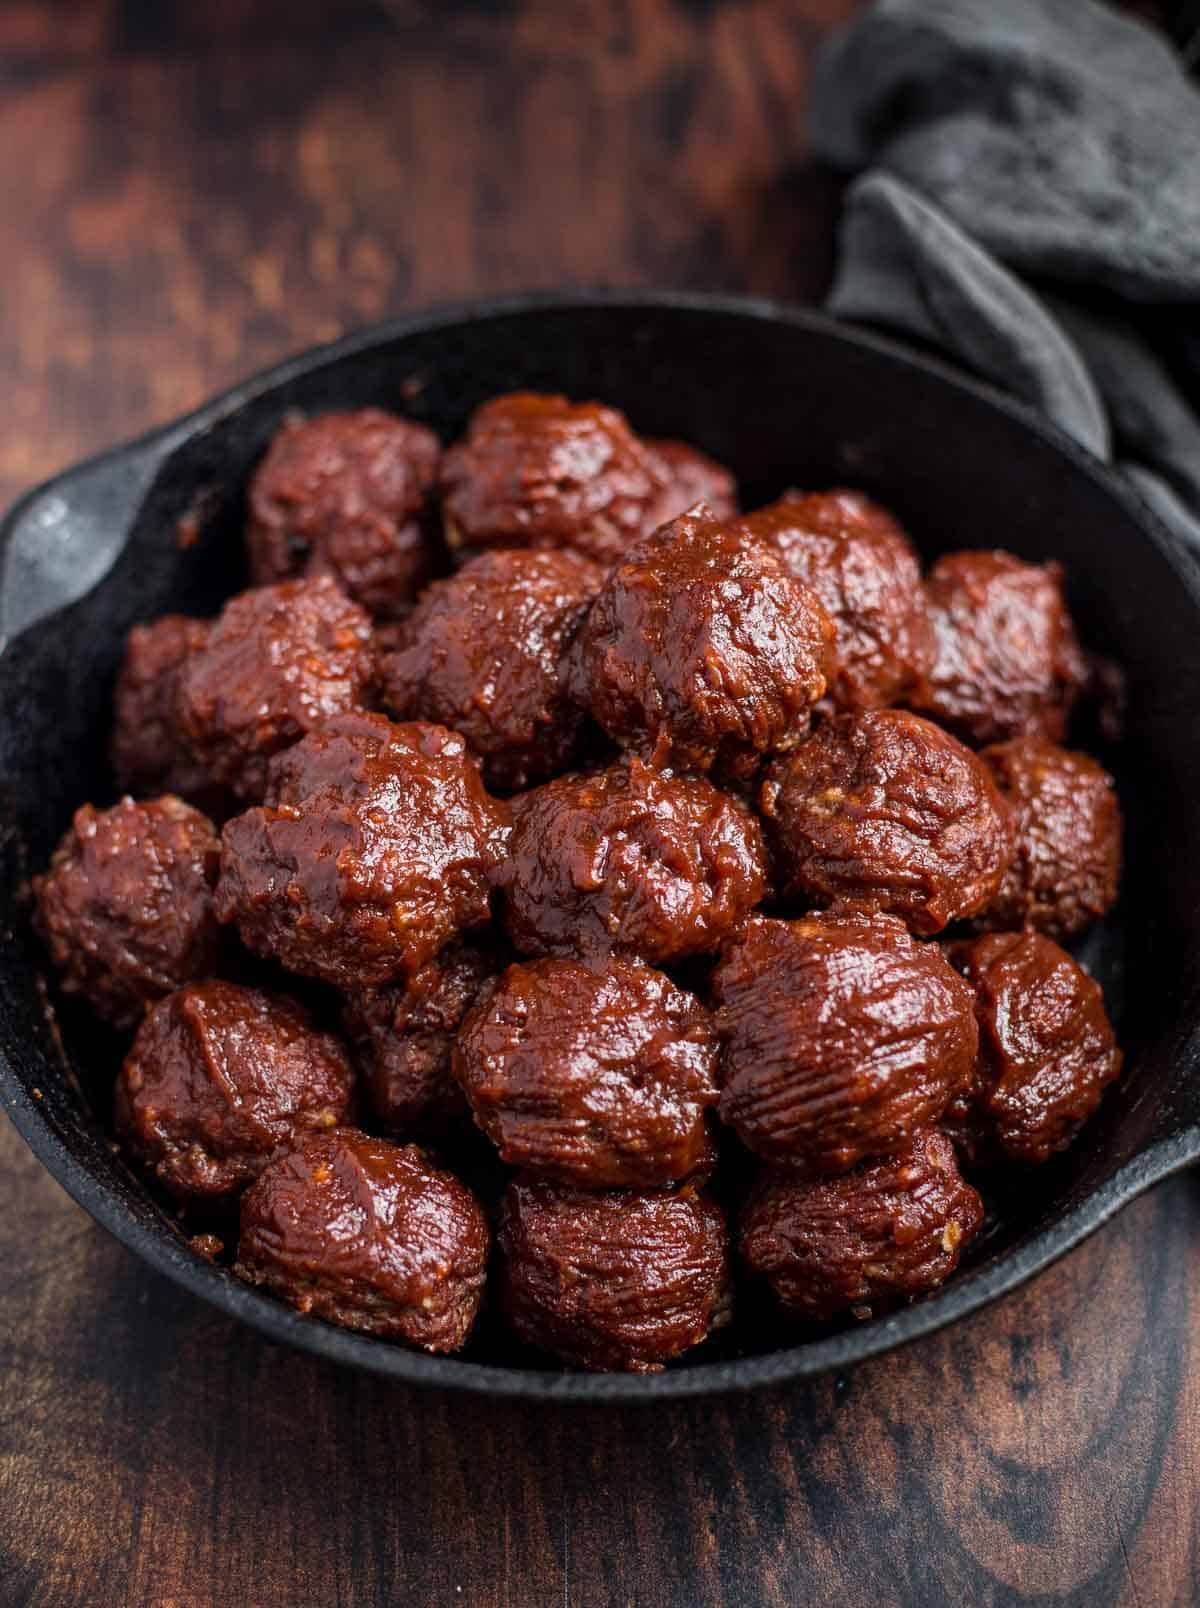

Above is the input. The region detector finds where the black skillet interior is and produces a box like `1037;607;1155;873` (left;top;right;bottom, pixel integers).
3;293;1200;1402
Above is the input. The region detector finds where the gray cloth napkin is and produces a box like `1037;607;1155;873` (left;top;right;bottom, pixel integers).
809;0;1200;552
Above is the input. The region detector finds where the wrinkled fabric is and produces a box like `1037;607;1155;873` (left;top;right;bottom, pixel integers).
810;0;1200;553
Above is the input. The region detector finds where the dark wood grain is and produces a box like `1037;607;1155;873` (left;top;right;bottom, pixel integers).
0;0;850;510
2;4;1198;1605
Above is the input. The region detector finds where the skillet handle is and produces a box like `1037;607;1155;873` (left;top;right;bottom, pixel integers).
0;430;174;642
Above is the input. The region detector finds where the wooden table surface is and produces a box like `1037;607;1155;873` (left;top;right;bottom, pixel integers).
2;4;1198;1604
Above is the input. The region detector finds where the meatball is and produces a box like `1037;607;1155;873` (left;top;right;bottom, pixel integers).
573;505;837;773
114;981;356;1202
246;409;442;619
978;736;1121;940
237;1131;489;1351
455;956;718;1187
713;912;977;1171
216;713;510;988
440;392;669;567
733;490;932;711
761;709;1015;934
33;796;220;1030
642;438;738;529
498;1174;730;1372
110;615;211;797
342;940;498;1135
945;931;1122;1166
739;1129;983;1323
498;758;768;964
911;550;1089;745
177;575;375;801
380;548;603;792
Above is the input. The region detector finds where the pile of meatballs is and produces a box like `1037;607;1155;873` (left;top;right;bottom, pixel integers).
32;393;1123;1373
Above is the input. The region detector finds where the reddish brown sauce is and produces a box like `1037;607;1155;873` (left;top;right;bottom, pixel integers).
440;392;669;567
740;1129;983;1322
944;931;1122;1166
380;547;603;792
642;438;739;529
110;615;212;798
977;735;1121;940
713;911;977;1171
760;708;1015;934
247;409;442;619
342;939;499;1136
215;712;510;987
115;980;356;1202
237;1130;489;1351
572;504;837;774
455;955;718;1188
30;395;1125;1371
498;757;768;964
498;1174;730;1372
911;550;1088;745
34;796;221;1029
177;574;376;801
733;490;932;711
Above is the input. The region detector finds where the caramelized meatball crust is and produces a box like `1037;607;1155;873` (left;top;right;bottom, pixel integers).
911;550;1089;745
342;940;498;1135
440;392;669;567
455;956;719;1188
761;708;1015;934
380;547;603;792
713;911;977;1171
110;615;212;797
247;409;442;619
30;386;1132;1373
944;931;1122;1166
642;438;739;529
573;505;837;773
34;795;221;1029
498;1174;731;1372
177;574;375;801
115;981;356;1202
733;490;933;711
978;736;1121;940
216;713;511;987
237;1131;489;1351
498;758;769;964
740;1129;983;1322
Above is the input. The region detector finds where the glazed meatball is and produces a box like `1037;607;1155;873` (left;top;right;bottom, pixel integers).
177;575;375;801
114;981;356;1202
498;758;768;964
498;1174;730;1372
761;709;1014;934
642;438;738;529
216;713;510;988
740;1129;983;1323
440;392;669;567
34;796;220;1030
713;912;977;1171
911;550;1089;745
573;505;837;773
246;409;442;619
110;615;211;797
978;736;1121;940
342;940;498;1135
945;931;1122;1166
380;548;603;792
733;490;932;710
455;956;718;1187
237;1130;489;1351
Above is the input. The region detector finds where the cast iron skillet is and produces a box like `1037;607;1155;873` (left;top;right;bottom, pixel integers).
2;292;1199;1403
